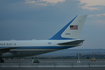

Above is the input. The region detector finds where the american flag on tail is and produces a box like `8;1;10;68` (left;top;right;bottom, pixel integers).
70;25;78;30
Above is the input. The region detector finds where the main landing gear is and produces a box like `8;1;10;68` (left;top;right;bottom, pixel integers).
0;58;4;63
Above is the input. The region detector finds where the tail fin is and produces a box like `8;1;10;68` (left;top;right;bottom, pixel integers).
49;15;87;40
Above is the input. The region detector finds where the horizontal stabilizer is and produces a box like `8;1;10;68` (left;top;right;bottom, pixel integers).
58;40;84;45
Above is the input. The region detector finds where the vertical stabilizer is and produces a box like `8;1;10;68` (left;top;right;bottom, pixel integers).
49;15;87;40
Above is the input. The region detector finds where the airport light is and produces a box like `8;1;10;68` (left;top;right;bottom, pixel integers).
77;52;81;63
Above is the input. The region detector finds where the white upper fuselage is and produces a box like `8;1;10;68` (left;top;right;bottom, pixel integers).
0;40;77;50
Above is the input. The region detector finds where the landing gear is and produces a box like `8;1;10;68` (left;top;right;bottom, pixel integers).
0;58;4;63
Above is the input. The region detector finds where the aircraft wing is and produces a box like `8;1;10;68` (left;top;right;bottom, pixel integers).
58;40;84;45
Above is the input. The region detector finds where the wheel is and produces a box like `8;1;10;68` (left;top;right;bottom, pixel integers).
1;60;4;63
0;59;4;63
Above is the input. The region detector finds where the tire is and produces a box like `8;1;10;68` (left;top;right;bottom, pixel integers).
0;59;4;63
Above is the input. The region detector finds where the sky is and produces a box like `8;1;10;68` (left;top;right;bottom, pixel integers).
0;0;105;49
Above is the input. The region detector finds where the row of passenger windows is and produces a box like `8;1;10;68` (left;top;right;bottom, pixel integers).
0;43;16;46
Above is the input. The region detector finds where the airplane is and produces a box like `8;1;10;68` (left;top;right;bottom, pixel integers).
0;15;87;63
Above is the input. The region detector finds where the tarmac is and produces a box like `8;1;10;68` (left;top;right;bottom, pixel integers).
3;59;105;63
0;67;105;70
0;59;105;70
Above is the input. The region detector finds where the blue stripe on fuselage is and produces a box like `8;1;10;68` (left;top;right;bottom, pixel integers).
0;46;74;49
